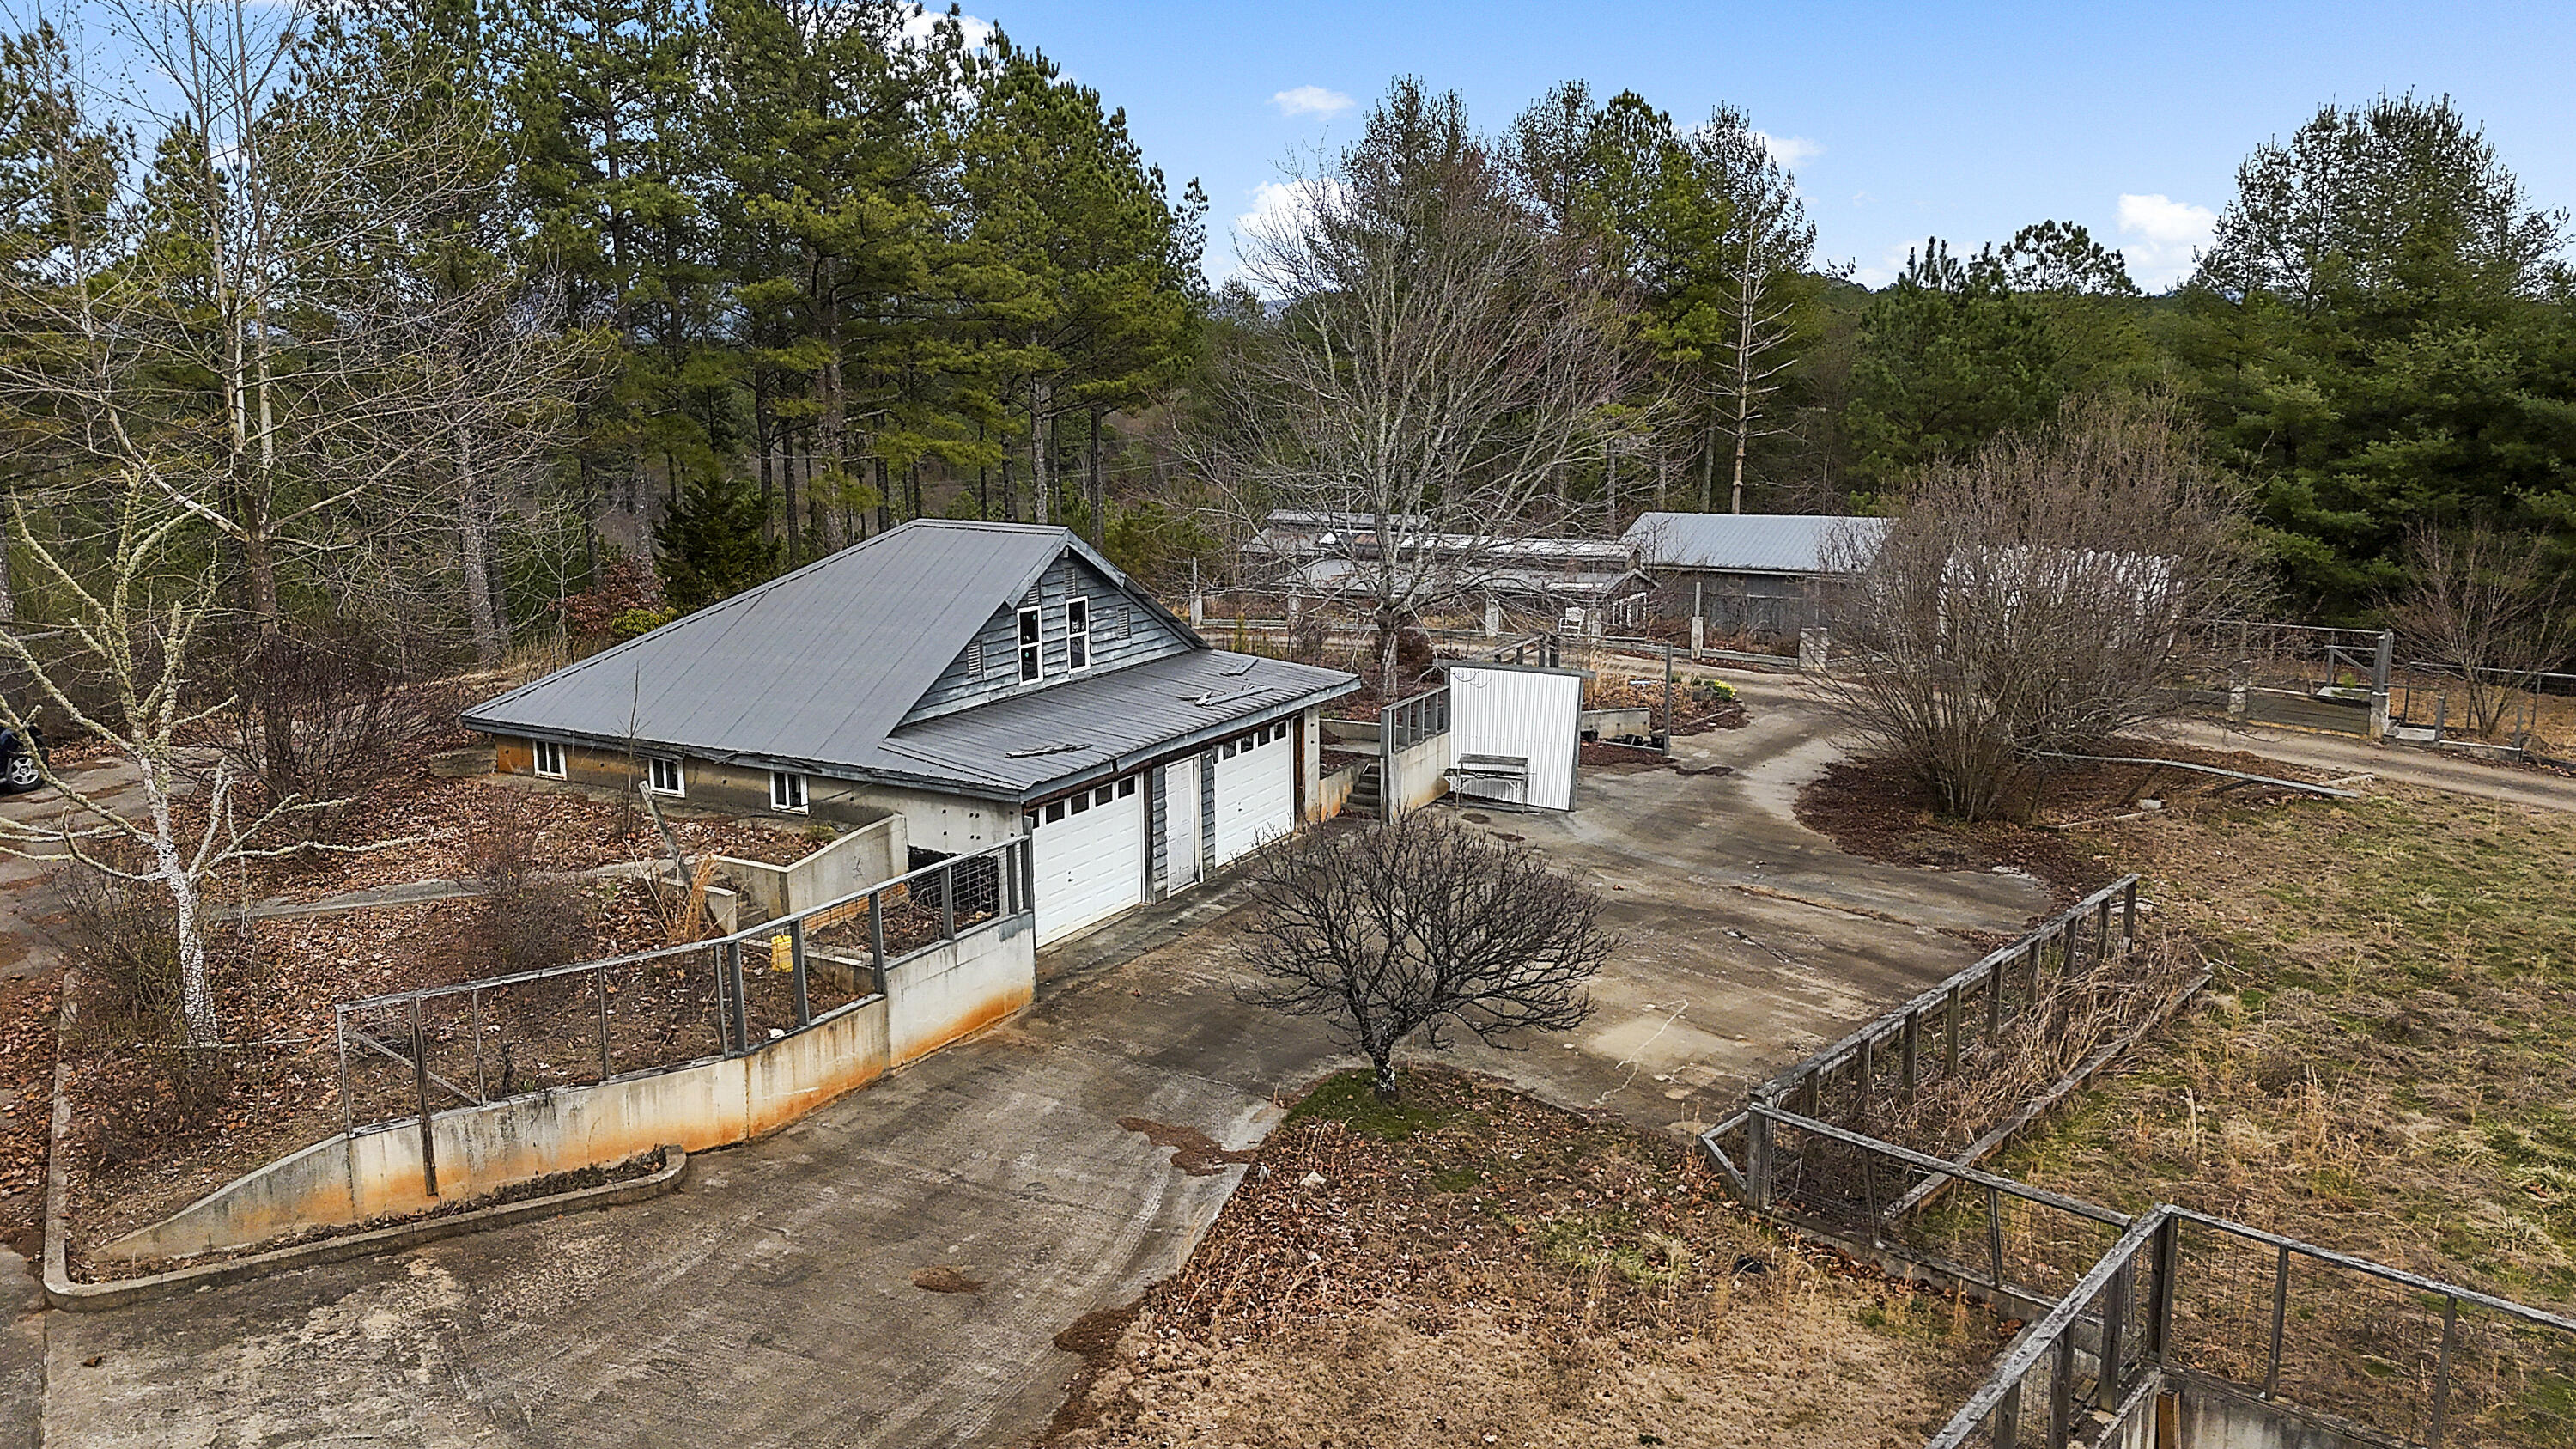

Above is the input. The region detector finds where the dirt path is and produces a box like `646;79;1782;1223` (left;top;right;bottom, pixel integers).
2148;716;2576;814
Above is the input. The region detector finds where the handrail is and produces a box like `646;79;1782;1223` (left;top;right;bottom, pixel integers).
1922;1210;2166;1447
337;835;1027;1012
1732;1105;2134;1228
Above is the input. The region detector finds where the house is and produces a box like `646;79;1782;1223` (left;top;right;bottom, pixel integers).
1621;512;1890;638
465;521;1359;946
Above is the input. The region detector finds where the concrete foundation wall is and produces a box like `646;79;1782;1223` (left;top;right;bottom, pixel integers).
715;814;907;922
1387;732;1453;814
100;914;1036;1264
495;737;902;837
2104;1377;2380;1449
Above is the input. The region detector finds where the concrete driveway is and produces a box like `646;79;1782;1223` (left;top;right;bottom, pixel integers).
17;685;2052;1449
1437;675;2050;1135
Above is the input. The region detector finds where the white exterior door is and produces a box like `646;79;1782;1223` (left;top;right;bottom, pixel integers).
1030;775;1145;946
1162;756;1201;890
1211;721;1296;865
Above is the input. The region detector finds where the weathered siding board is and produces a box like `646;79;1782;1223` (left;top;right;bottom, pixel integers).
902;553;1191;726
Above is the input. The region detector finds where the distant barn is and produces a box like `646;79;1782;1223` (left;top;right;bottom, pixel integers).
1621;512;1888;639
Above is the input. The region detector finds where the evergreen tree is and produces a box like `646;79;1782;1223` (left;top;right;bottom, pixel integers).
653;472;781;611
1842;240;2063;494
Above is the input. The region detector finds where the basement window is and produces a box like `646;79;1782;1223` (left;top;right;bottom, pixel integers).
532;739;565;779
769;770;807;813
1018;606;1042;682
1066;597;1091;671
647;756;684;797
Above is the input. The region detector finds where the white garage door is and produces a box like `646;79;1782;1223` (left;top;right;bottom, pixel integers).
1028;775;1144;946
1211;720;1296;865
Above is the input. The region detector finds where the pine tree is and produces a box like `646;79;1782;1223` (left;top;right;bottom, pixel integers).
653;472;781;612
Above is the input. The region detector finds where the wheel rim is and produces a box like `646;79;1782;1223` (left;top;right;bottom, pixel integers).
8;756;36;786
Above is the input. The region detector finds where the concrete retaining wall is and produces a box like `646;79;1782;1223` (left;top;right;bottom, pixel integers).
715;814;907;922
99;914;1036;1264
1387;732;1453;814
1315;761;1361;821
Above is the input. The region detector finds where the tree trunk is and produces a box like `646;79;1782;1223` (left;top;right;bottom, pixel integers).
457;423;505;668
1371;1054;1400;1104
781;425;800;565
144;758;216;1047
1030;374;1053;527
1087;406;1105;545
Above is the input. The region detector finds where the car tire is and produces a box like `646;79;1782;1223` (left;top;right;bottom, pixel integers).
3;752;39;792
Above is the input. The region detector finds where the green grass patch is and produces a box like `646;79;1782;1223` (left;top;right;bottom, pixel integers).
1281;1068;1479;1142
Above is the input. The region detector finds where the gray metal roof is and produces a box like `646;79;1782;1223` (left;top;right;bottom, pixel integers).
885;649;1356;799
1620;512;1888;575
462;520;1258;795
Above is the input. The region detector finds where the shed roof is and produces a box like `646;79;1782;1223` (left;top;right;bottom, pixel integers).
1621;512;1888;575
461;520;1214;789
884;649;1353;798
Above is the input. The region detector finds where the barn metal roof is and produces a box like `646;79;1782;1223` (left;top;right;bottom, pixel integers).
461;519;1322;799
1620;512;1888;575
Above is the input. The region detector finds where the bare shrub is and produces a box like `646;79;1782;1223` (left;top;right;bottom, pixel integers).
2391;524;2573;739
50;863;240;1166
1875;935;2206;1160
219;625;462;838
1238;813;1617;1102
461;797;590;978
1816;395;2270;821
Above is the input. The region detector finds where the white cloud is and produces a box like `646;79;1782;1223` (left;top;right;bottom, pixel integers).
1221;178;1348;290
2116;193;2217;290
1271;85;1355;119
1851;241;1917;289
1753;131;1824;167
900;8;995;50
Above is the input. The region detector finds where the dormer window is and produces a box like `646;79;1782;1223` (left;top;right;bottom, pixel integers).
1066;598;1091;671
1018;606;1042;682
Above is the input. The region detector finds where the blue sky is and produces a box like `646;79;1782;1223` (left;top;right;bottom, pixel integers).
967;0;2576;291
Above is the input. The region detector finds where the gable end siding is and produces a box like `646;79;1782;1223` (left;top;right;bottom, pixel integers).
901;552;1193;726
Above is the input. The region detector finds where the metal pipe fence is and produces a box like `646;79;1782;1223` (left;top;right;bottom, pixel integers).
334;837;1031;1174
1725;877;2146;1145
1922;1191;2576;1449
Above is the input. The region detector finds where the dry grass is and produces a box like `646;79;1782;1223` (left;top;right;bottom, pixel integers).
1048;1069;1999;1448
1992;779;2576;1440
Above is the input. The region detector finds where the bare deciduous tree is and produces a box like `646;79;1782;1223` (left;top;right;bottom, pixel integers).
1198;82;1637;690
0;3;592;776
2392;523;2572;739
0;485;363;1047
1237;813;1616;1104
1814;396;2269;821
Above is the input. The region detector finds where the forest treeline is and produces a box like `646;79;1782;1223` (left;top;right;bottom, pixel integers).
3;0;2571;689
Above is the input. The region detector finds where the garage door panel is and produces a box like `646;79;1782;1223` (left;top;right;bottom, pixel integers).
1211;721;1295;865
1030;776;1143;945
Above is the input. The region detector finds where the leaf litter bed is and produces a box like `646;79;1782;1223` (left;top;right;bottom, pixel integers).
1047;1068;1999;1448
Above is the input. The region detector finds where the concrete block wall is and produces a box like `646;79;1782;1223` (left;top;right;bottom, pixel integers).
98;914;1036;1263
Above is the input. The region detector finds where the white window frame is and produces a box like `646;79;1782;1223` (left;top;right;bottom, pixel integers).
1018;606;1043;682
531;739;566;779
646;755;685;797
1066;597;1091;672
769;770;807;813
